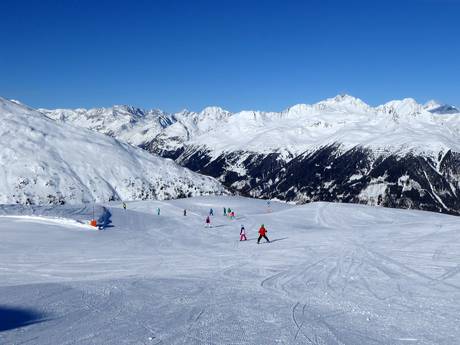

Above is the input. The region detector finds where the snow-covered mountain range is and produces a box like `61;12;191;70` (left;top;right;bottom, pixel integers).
0;97;225;205
41;95;460;156
39;105;174;146
37;95;460;215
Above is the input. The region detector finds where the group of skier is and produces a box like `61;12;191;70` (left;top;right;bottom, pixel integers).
122;201;271;244
215;206;271;244
223;207;236;219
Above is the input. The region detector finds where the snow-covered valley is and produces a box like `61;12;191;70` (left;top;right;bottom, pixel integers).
1;196;459;344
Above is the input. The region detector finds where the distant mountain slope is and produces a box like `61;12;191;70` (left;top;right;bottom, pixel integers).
39;105;174;146
0;98;225;205
36;95;460;214
147;95;460;156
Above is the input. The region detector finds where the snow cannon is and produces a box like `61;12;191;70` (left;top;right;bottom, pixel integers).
90;219;97;227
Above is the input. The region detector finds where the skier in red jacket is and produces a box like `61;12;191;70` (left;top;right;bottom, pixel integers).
257;224;270;244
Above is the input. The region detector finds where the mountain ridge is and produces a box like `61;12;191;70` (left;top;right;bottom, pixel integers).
38;94;460;156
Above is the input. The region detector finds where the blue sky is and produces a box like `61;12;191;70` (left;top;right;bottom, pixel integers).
0;0;459;112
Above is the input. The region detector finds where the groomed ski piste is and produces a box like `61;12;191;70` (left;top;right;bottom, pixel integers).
1;196;460;344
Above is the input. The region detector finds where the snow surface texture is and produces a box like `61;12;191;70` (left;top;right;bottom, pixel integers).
1;196;460;344
0;97;225;205
40;94;460;158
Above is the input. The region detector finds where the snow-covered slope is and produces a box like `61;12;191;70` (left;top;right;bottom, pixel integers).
1;196;460;344
0;97;225;205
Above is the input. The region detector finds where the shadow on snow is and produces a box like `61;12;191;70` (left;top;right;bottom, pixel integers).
0;306;47;332
241;237;289;243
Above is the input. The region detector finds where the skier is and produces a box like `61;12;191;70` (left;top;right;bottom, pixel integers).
157;207;160;216
230;211;235;220
240;225;247;241
209;208;214;216
227;207;231;216
223;207;227;216
257;224;270;244
122;202;127;210
205;215;211;228
183;209;187;216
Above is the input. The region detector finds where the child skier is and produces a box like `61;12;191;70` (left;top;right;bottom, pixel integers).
257;224;270;244
205;215;211;228
240;225;247;241
122;202;127;210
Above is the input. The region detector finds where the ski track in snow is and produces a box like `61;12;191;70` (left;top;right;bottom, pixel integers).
1;196;460;344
